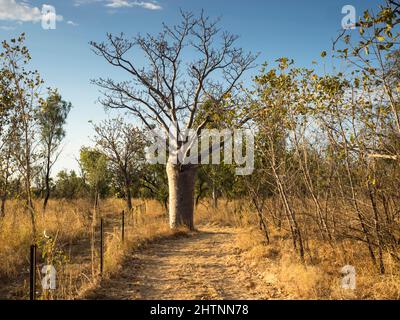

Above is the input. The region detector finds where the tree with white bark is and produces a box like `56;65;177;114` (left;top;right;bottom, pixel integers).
90;11;257;229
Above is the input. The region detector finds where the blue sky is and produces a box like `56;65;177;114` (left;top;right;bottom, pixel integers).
0;0;378;174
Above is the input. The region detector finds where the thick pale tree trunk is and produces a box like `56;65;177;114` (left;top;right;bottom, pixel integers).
166;162;197;230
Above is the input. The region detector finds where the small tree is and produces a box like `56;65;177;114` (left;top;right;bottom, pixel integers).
93;117;146;210
38;90;72;213
140;163;169;211
334;0;400;136
1;34;44;235
332;0;400;273
0;141;14;218
79;148;110;214
79;147;110;276
54;170;86;199
0;62;15;217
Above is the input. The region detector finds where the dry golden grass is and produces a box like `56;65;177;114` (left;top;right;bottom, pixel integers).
0;199;88;277
196;199;400;300
195;199;253;227
1;197;399;300
0;198;173;299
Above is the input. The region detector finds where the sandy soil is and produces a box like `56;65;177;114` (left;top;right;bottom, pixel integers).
84;225;285;300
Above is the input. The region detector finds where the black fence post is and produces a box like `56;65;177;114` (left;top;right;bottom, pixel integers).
29;244;37;300
121;210;125;243
100;218;104;275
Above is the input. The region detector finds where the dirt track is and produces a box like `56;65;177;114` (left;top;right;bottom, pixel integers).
84;225;285;300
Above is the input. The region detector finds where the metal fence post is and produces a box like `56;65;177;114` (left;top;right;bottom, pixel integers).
121;210;125;243
30;244;37;300
100;218;104;275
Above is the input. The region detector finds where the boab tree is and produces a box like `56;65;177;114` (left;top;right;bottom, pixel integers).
90;11;256;229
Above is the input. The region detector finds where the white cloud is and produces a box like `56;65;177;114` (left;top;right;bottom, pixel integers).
105;0;130;7
74;0;103;7
109;1;162;10
136;1;162;10
0;25;16;30
74;0;162;10
42;4;64;22
67;20;79;26
0;0;41;22
0;1;63;23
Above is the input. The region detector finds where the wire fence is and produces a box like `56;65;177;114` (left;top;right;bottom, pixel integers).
28;203;147;300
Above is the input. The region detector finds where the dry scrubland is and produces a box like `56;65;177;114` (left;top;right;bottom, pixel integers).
0;199;175;299
1;0;400;302
0;198;399;300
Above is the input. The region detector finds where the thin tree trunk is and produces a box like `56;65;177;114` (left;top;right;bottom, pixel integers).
42;178;50;216
368;181;385;274
269;138;305;261
125;175;132;211
91;190;99;277
166;162;197;230
276;177;305;262
212;184;218;209
293;131;332;242
252;197;270;244
1;157;11;219
0;193;6;218
43;151;51;213
26;174;36;237
335;110;377;267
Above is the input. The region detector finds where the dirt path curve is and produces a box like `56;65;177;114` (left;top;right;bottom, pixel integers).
84;225;283;300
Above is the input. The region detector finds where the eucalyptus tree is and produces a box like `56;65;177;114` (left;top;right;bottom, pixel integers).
1;34;44;235
90;11;256;229
332;0;400;273
79;147;110;213
0;141;14;218
0;63;15;217
79;147;110;276
334;0;400;139
250;59;310;261
38;90;72;212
